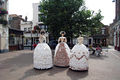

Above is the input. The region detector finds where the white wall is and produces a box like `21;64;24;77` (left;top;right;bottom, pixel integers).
21;21;32;31
0;0;9;53
33;3;40;27
0;24;9;52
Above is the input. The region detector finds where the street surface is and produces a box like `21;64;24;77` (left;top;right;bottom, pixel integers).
0;46;120;80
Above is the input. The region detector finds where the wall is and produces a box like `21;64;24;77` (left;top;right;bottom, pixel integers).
0;24;9;53
9;17;21;29
32;3;44;27
33;3;40;26
21;21;32;31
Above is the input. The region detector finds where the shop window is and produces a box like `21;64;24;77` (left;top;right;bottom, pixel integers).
9;37;15;46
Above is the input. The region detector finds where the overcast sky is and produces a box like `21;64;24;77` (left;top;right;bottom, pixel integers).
9;0;115;25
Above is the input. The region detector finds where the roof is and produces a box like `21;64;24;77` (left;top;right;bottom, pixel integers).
9;28;23;35
9;14;18;17
9;14;25;21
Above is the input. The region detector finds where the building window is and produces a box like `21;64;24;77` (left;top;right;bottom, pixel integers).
38;5;41;11
38;14;45;22
102;29;105;35
38;14;41;22
9;17;13;20
9;37;15;46
24;28;27;32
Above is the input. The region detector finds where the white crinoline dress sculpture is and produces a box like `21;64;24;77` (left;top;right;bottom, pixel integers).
33;30;53;69
69;35;89;71
54;31;70;67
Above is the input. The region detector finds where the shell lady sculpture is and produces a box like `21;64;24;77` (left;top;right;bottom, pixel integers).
33;29;53;69
69;31;89;71
54;31;70;67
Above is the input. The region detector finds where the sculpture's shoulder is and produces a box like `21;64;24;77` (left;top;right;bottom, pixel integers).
59;37;66;39
77;36;84;40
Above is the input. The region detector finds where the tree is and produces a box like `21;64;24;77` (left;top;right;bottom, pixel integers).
72;9;103;37
39;0;103;40
39;0;84;40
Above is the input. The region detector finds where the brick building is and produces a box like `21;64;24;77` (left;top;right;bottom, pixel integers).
92;25;109;47
8;14;24;51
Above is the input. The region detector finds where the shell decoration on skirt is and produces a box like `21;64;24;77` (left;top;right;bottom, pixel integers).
34;43;53;69
54;42;71;67
33;34;53;70
69;43;89;71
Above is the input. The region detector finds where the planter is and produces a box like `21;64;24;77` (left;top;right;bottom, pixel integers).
0;8;8;16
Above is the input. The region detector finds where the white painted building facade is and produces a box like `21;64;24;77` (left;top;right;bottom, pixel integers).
32;3;49;43
20;21;49;50
21;21;32;32
0;0;9;53
32;3;47;30
32;3;40;27
20;21;33;48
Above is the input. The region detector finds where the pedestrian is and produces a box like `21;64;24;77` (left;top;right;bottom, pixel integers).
89;44;95;55
33;43;37;49
96;45;102;56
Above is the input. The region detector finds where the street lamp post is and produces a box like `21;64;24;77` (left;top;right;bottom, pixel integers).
31;22;33;50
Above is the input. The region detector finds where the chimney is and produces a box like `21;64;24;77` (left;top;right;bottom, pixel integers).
25;16;28;22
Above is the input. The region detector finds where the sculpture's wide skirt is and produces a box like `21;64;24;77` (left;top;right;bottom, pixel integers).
69;44;89;71
34;43;53;69
54;42;70;67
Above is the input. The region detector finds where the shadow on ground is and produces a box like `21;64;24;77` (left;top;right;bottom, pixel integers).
19;66;67;80
19;66;88;80
47;66;67;76
67;69;88;80
0;53;33;70
19;68;48;80
89;54;109;60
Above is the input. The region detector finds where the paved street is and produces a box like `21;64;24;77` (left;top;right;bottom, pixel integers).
0;47;120;80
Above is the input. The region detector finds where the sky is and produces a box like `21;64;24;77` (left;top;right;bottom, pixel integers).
9;0;115;25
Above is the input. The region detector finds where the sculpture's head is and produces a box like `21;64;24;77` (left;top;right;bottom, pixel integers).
60;31;66;36
40;29;45;35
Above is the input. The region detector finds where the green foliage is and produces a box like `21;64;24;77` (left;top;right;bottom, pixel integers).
39;0;103;39
73;9;103;37
0;8;8;26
